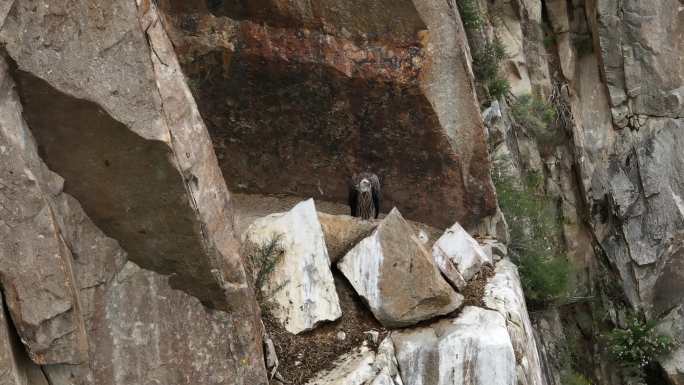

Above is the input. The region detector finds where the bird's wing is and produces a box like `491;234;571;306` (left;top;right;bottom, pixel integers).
370;174;381;218
348;181;358;217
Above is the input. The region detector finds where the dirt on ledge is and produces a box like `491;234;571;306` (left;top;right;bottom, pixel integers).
262;272;388;384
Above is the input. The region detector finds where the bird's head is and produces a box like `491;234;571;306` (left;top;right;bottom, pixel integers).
359;178;372;192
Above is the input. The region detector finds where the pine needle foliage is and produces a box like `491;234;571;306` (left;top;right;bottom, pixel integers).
249;234;286;302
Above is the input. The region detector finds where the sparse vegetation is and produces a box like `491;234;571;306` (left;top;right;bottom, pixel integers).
473;39;511;101
604;317;677;381
248;234;286;304
561;370;592;385
456;0;483;28
492;158;570;307
510;94;559;147
488;77;512;100
543;34;557;48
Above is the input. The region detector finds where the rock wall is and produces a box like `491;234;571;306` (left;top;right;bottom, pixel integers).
2;0;682;384
156;0;497;229
477;0;684;383
0;1;267;384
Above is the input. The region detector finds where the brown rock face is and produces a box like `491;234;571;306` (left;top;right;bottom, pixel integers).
159;0;497;229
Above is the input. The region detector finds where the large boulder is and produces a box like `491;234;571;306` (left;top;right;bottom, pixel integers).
432;222;492;291
484;260;544;385
0;55;90;364
391;306;517;385
0;2;268;383
244;199;342;334
157;0;497;229
1;0;253;314
338;208;462;328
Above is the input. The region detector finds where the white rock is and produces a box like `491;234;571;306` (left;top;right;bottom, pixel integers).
305;338;403;385
480;239;508;262
484;260;544;385
244;199;341;334
304;347;376;385
392;306;516;385
337;331;347;341
338;208;462;328
432;222;492;290
263;332;279;378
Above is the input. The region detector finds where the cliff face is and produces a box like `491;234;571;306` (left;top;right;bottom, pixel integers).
477;0;684;383
1;0;682;384
0;1;266;384
157;0;497;229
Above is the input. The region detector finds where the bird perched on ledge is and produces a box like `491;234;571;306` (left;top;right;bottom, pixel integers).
348;172;381;220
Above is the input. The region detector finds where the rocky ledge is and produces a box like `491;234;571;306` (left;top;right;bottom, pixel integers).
239;198;543;385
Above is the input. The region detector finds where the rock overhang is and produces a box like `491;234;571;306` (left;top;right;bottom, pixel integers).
159;0;497;229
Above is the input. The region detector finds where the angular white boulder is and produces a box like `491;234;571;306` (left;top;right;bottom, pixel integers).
244;199;341;334
392;306;517;385
484;260;544;385
480;239;508;262
338;208;463;328
305;338;403;385
432;222;493;290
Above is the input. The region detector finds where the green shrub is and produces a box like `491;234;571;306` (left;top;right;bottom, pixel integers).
543;34;557;48
561;370;592;385
488;77;512;100
473;39;507;82
492;159;570;307
605;317;676;370
511;94;561;148
248;234;285;302
473;39;511;101
457;0;483;28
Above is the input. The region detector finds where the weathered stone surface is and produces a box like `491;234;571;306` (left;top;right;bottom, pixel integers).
487;0;533;96
1;0;252;313
596;0;683;118
432;222;492;290
304;339;402;385
244;199;341;334
338;208;462;328
484;260;544;385
0;1;267;382
0;296;50;385
480;239;508;262
531;309;567;385
41;262;268;385
158;0;497;229
587;117;684;311
318;213;378;264
0;55;88;365
392;306;516;385
658;305;684;385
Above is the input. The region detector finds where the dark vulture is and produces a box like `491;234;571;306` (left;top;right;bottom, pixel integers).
348;172;381;220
